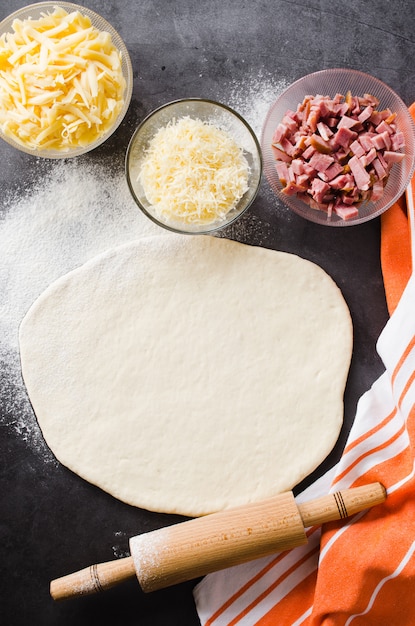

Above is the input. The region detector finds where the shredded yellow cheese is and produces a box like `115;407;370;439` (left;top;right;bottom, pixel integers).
0;7;126;151
138;117;250;226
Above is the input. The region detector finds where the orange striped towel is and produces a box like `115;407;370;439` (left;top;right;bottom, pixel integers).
194;104;415;626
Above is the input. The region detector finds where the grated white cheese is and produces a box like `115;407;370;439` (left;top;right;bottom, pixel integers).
0;7;126;151
138;116;250;226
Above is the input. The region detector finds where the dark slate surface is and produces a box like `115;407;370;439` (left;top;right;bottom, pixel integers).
1;1;414;624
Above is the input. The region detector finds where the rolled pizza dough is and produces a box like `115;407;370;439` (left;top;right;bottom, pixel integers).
19;235;352;516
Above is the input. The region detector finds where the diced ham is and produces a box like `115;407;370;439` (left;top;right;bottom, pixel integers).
370;133;386;150
341;193;358;206
302;145;315;160
308;151;334;172
315;98;331;118
284;108;297;120
379;131;392;150
272;144;291;162
294;135;308;152
362;93;380;107
357;105;373;123
310;178;330;203
282;181;307;196
296;174;310;187
358;132;376;151
350;139;365;158
376;151;389;170
383;150;406;164
306;109;319;132
337;102;350;116
324;162;344;181
309;133;331;154
286;165;296;182
333;126;357;149
282;115;299;134
275;162;290;185
376;120;394;135
371;179;384;201
290;158;306;175
349;155;371;190
316;121;333;141
326;116;339;127
337;115;359;129
372;157;387;180
334;205;359;220
359;147;376;167
280;137;297;157
391;131;405;150
369;110;383;125
329;173;354;190
272;123;288;144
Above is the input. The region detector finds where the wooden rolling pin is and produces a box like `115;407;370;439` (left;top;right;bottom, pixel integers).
50;482;386;600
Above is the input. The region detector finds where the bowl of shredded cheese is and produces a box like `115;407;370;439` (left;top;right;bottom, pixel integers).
0;2;133;157
125;98;262;234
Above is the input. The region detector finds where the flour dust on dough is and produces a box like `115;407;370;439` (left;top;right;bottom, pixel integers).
19;235;352;516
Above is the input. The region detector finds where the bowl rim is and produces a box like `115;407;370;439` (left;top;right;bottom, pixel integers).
125;97;263;235
261;67;415;226
0;1;133;159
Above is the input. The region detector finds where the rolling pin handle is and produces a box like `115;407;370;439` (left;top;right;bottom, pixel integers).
297;482;387;528
50;556;136;601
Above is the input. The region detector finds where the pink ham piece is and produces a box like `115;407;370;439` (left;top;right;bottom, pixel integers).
272;145;291;163
323;162;344;181
359;147;377;167
275;162;290;185
358;105;373;123
272;123;288;144
282;181;307;196
337;115;360;129
308;151;334;172
372;157;388;180
371;179;385;201
359;132;377;151
376;120;394;135
334;205;359;220
310;178;330;203
350;139;365;158
329;173;354;190
333;126;358;149
317;121;333;141
392;131;405;150
349;156;371;190
383;151;406;164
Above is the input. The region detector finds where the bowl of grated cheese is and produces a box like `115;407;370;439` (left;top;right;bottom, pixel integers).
125;98;262;234
0;2;133;157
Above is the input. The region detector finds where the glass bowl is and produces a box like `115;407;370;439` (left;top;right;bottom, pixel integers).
125;98;262;235
0;2;133;158
261;68;415;226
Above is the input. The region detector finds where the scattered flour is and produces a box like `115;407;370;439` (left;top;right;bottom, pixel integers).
1;157;163;460
112;531;130;558
222;69;291;238
225;69;289;139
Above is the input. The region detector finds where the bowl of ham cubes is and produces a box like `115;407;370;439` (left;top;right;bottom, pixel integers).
261;68;415;225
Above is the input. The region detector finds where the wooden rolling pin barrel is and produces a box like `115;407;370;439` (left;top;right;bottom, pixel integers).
50;482;386;600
